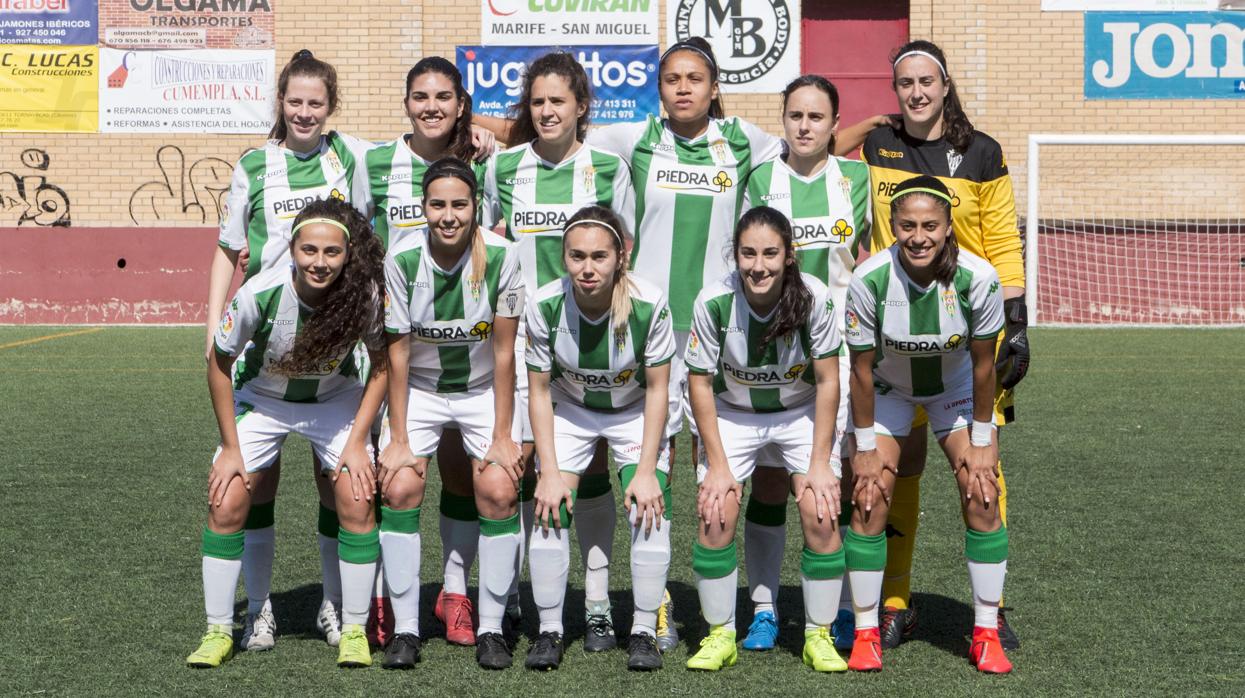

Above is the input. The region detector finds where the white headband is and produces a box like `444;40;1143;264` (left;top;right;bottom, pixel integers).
564;218;624;245
893;50;947;78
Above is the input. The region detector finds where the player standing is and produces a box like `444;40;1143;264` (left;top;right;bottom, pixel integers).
187;198;387;668
204;49;372;652
378;158;526;670
684;206;847;673
843;175;1011;674
523;207;674;672
740;74;872;652
481;52;637;650
862;40;1029;650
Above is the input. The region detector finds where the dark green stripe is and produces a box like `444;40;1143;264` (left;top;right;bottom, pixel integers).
432;265;470;393
667;193;712;329
240;153;268;279
535;160;573;204
910;355;944;397
244;500;275;530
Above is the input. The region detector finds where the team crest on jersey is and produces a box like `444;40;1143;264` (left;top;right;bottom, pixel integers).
709;138;729;163
326;148;344;174
614;327;628;352
946;149;963;177
582;166;597;194
504;290;520;315
839;176;853;199
942;289;957;315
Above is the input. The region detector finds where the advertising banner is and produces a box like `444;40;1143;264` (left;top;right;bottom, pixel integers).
665;0;799;93
457;44;658;123
0;0;97;45
481;0;657;46
98;47;274;132
99;0;273;49
1044;2;1223;10
1085;11;1245;98
0;44;97;131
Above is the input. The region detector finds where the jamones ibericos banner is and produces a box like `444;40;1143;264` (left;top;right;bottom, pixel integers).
0;0;98;45
98;47;273;132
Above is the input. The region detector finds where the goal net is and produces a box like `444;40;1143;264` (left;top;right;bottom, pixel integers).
1024;135;1245;327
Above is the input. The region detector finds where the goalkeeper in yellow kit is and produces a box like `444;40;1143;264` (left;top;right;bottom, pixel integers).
861;40;1030;650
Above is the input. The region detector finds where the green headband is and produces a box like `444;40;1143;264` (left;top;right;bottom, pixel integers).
292;217;350;239
896;187;953;205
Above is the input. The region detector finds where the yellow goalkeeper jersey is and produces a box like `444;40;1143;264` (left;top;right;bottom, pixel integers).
863;126;1023;288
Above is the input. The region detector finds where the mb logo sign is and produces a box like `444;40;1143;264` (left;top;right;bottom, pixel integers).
1085;11;1245;99
667;0;800;93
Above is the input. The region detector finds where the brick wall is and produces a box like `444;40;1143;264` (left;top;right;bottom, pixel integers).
2;0;1240;228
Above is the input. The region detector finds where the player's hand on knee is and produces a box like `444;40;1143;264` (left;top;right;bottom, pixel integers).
339;441;377;502
797;464;840;523
697;467;740;527
209;447;249;507
377;441;420;490
482;436;522;486
533;473;572;532
959;444;1000;505
625;471;664;534
851;449;890;513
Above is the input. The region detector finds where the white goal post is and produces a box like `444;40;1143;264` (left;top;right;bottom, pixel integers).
1025;134;1245;328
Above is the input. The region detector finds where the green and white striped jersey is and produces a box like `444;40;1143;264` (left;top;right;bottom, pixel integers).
384;229;524;394
220;131;371;280
588;116;784;332
685;272;841;413
747;155;872;307
483;141;634;293
361;137;490;251
845;247;1004;398
525;276;675;411
214;265;368;403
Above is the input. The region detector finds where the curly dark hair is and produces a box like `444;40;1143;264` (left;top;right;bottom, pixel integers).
733;206;812;350
508;51;593;145
405;56;476;161
274;197;388;376
891;39;974;153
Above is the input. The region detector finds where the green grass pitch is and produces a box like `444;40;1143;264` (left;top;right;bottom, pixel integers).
1;327;1241;695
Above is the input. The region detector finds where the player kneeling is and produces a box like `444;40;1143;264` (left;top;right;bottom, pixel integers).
686;206;848;673
524;207;674;672
188;199;388;668
843;175;1011;674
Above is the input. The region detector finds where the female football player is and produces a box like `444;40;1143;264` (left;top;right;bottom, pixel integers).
843;175;1011;674
187;198;387;668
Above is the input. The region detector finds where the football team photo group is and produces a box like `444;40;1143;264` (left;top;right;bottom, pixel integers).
187;35;1032;677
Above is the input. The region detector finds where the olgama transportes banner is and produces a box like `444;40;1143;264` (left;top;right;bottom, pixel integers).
457;44;658;123
98;47;274;132
665;0;800;94
1085;11;1245;98
481;0;658;46
0;0;98;45
99;0;273;49
0;44;97;131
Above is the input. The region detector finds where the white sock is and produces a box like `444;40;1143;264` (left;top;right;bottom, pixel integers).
968;559;1007;628
744;519;785;617
848;569;884;629
477;526;521;635
339;559;377;626
510;498;536;603
527;525;570;634
574;491;616;606
203;556;242;626
243;526;274;614
380;530;421;636
317;533;342;606
629;512;671;637
802;574;844;630
439;515;478;597
696;569;738;630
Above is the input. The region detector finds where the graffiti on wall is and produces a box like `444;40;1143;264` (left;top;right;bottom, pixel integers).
0;148;72;227
129;145;233;226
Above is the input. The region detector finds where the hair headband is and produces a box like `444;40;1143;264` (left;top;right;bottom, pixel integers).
564;218;623;245
893;49;947;78
292;217;350;238
895;186;953;205
660;42;718;77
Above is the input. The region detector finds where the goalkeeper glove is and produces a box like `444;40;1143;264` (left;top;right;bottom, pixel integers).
995;297;1030;390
